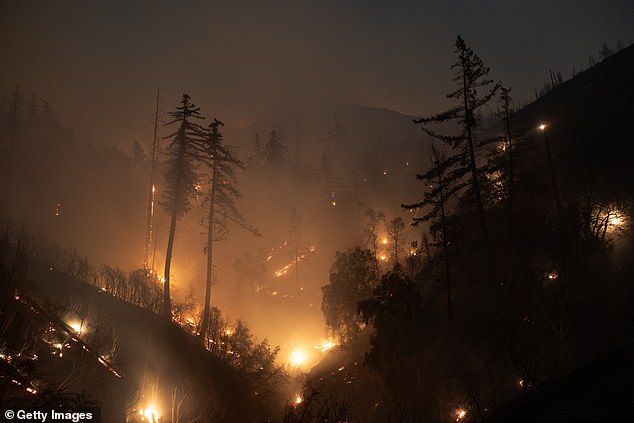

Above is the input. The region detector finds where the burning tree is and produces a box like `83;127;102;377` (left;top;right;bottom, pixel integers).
198;119;259;340
160;94;205;318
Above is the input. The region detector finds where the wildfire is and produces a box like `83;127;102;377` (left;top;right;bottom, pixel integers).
273;246;316;278
289;350;306;367
454;407;467;421
67;320;85;336
608;210;625;228
139;404;160;423
265;241;288;262
294;393;303;405
315;339;337;353
547;270;559;280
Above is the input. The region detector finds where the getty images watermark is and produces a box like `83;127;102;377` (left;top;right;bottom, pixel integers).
2;408;100;423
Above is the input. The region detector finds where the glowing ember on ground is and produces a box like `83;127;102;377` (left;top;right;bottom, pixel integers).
139;405;160;423
289;350;306;367
273;246;317;278
547;270;559;280
454;407;467;421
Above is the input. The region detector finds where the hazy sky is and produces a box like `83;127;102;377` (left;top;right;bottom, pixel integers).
2;0;633;146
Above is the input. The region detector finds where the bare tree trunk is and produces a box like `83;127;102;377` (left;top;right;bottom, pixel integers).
200;164;217;340
435;152;453;323
461;56;489;243
163;208;177;318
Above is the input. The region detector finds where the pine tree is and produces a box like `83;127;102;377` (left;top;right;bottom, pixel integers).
199;119;259;339
403;145;453;320
161;94;205;318
412;35;500;243
263;128;288;177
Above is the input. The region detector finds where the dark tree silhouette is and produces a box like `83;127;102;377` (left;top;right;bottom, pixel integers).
199;119;259;339
403;145;453;320
413;35;500;243
263;128;288;177
160;94;205;318
321;247;378;343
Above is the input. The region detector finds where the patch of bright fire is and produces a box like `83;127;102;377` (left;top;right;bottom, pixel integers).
454;407;467;421
294;393;303;405
289;350;306;367
138;404;160;423
315;339;337;353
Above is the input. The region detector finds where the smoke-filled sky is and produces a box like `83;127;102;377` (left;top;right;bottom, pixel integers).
2;0;633;145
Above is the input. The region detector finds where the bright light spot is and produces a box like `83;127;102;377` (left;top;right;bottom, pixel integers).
151;184;156;193
140;404;160;423
539;124;546;131
316;339;337;353
331;201;336;206
382;238;388;245
294;393;303;405
379;255;388;262
289;350;306;367
68;320;84;335
26;387;37;394
454;408;467;421
609;216;622;226
547;270;559;280
225;328;233;336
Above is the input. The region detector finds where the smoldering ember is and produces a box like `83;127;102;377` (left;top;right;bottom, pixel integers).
1;2;634;422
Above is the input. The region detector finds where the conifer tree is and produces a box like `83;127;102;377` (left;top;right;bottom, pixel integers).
263;128;288;177
403;145;453;320
161;94;205;318
199;119;259;339
413;35;500;242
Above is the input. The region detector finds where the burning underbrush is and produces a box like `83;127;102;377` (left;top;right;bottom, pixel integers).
0;224;292;422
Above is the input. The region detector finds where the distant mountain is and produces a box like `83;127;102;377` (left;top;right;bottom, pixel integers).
227;102;425;169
